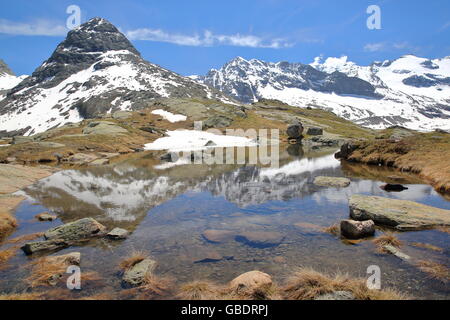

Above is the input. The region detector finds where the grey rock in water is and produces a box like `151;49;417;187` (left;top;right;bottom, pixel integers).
287;120;304;139
349;195;450;230
44;217;107;241
21;239;71;255
107;227;129;240
382;244;411;261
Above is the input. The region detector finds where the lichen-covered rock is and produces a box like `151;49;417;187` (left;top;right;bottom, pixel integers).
21;239;71;255
349;195;450;230
122;258;157;286
340;219;375;239
314;291;355;300
44;218;107;241
314;176;351;188
82;121;128;135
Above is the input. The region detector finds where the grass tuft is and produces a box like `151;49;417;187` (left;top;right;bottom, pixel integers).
373;233;403;253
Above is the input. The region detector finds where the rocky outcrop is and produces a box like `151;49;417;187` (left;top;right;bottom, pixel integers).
313;176;351;188
349;195;450;230
122;258;157;286
340;219;375;239
82;121;128;135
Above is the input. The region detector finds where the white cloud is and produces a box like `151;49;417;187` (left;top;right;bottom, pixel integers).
126;28;292;49
364;42;386;52
439;21;450;32
0;19;67;36
364;41;415;52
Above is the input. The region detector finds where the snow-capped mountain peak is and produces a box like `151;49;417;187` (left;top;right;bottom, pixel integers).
0;17;232;136
0;60;27;94
194;55;450;131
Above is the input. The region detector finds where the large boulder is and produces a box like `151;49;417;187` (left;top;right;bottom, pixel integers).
306;127;323;136
229;271;273;297
314;176;351;188
286;120;304;139
349;195;450;230
122;258;157;286
340;219;375;239
335;142;358;159
44;218;107;241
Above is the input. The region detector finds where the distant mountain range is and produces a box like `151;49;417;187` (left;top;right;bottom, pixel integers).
192;55;450;131
1;17;449;136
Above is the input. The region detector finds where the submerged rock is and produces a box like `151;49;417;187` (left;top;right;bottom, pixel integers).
314;176;351;188
35;212;57;222
44;218;107;241
340;219;375;239
235;231;284;248
349;195;450;230
202;230;235;243
122;258;157;286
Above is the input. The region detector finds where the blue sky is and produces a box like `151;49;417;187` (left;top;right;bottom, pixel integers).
0;0;449;76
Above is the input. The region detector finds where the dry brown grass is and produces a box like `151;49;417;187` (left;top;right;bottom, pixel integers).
436;226;450;235
0;212;18;240
0;245;19;268
373;233;403;253
0;292;44;300
177;280;224;300
346;133;450;194
282;268;407;300
410;242;444;252
118;250;148;271
25;256;68;288
416;260;450;283
323;223;340;236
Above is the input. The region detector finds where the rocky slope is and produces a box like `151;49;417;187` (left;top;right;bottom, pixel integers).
0;18;233;137
193;55;450;131
0;60;27;96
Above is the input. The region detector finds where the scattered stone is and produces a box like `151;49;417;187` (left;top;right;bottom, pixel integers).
382;244;411;261
203;115;233;128
202;230;235;243
82;121;128;135
340;219;375;239
88;158;110;166
287;120;304;139
315;291;355;300
380;184;409;192
112;111;132;120
67;153;99;164
44;218;107;241
11;136;33;145
349;195;450;230
306;127;323;136
35;212;57;222
294;222;325;234
314;176;351;188
21;239;71;255
123;258;157;286
107;227;129;240
229;271;273;296
33;142;66;148
235;231;284;248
